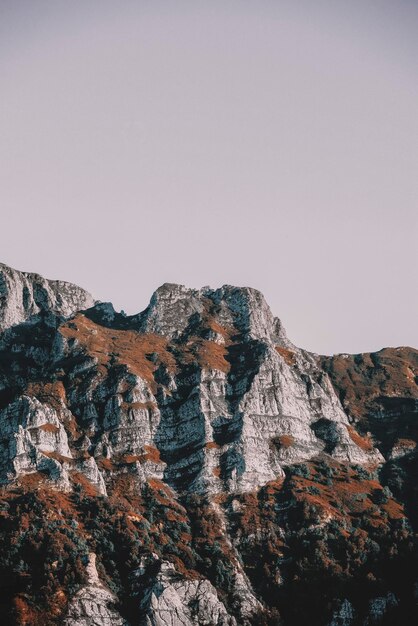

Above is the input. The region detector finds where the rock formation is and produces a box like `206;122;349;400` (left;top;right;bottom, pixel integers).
64;553;125;626
0;263;95;332
0;263;416;626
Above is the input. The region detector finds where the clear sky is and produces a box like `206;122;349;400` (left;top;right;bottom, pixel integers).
0;0;417;355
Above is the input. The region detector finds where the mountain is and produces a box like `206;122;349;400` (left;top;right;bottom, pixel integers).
0;263;416;626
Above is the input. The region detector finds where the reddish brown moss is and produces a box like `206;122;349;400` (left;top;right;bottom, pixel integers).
345;424;373;451
40;451;73;463
70;471;100;497
60;315;177;387
37;423;60;434
196;340;230;373
141;445;162;464
272;435;294;450
17;472;46;490
206;441;220;450
275;347;296;366
97;457;115;471
25;381;67;411
393;438;416;449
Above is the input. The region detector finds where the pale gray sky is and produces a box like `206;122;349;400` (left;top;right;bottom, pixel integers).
0;0;417;355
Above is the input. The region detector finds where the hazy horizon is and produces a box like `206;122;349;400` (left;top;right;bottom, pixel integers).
1;0;417;355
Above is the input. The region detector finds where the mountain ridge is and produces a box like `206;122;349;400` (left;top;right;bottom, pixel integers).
0;262;416;626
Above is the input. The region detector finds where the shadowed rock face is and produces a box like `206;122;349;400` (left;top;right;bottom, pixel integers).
0;264;417;626
322;349;418;456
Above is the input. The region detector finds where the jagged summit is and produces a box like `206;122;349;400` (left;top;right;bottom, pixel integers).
136;281;291;346
78;278;293;350
0;262;95;332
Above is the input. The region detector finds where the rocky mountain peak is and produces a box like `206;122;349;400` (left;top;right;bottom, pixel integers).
0;263;417;626
139;281;291;347
0;262;95;332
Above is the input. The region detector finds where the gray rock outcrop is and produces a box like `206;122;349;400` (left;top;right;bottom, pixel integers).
64;553;126;625
0;262;95;332
136;558;236;626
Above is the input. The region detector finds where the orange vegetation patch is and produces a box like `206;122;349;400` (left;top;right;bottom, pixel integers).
345;424;373;451
147;477;175;497
40;450;73;463
382;498;405;520
394;438;416;449
119;454;142;465
272;435;294;449
176;303;236;372
37;423;60;433
206;441;220;450
70;471;100;497
115;446;162;466
60;314;177;386
25;381;67;410
289;462;407;527
291;474;362;521
275;346;296;366
212;467;221;478
211;493;227;506
166;555;201;580
196;340;230;372
48;589;68;618
206;316;235;339
181;531;192;543
164;509;186;523
13;595;42;626
127;512;144;523
142;445;161;463
18;472;45;490
97;457;115;471
62;414;81;441
179;337;231;373
109;473;142;507
264;477;285;493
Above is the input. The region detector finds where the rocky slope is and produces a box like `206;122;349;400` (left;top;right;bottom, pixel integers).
0;263;416;626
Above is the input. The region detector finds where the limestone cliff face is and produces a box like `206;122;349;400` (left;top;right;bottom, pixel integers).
64;553;126;626
136;556;236;626
0;264;416;626
0;279;382;498
0;263;95;332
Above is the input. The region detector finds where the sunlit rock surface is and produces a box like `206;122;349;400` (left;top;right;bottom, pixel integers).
0;262;95;332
